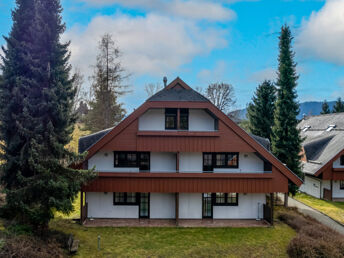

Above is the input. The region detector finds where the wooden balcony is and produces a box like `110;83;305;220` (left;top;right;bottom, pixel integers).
82;169;288;193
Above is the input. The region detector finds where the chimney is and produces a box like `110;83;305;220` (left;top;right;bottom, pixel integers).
163;76;167;87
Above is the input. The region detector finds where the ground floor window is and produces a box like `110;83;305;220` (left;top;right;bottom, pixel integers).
340;181;344;190
113;192;138;205
214;193;238;206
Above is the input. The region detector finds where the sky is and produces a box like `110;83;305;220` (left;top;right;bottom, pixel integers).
1;0;344;113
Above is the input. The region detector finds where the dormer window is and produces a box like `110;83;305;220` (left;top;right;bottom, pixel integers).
326;124;336;132
302;126;311;132
165;108;189;130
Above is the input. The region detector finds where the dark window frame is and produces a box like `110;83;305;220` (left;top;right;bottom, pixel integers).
213;193;239;206
202;152;239;172
114;152;150;171
340;155;344;166
113;192;139;205
165;108;178;130
340;181;344;190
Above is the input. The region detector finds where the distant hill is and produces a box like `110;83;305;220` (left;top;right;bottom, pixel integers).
231;101;336;121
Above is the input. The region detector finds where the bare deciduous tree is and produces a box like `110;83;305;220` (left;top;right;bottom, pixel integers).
145;82;163;97
206;82;236;112
72;67;87;113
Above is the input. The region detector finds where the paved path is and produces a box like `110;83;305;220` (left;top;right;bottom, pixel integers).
278;193;344;235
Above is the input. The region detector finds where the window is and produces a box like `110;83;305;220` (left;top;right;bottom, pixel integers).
216;154;226;166
214;193;238;206
180;109;189;130
113;192;138;205
203;153;213;172
165;108;189;130
340;181;344;190
165;108;177;130
114;152;150;171
139;153;150;171
203;153;239;171
340;155;344;166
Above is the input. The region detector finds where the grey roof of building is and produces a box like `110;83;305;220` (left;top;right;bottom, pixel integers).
147;84;210;102
298;112;344;175
78;127;113;153
250;134;271;151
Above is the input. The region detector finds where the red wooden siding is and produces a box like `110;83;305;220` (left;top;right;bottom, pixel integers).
82;167;288;193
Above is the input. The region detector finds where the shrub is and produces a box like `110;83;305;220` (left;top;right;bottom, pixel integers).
0;235;66;258
279;209;344;258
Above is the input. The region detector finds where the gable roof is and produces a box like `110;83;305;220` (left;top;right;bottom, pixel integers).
79;77;302;186
147;77;209;102
298;112;344;176
79;127;113;153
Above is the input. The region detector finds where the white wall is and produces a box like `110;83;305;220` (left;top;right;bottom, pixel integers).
332;181;344;199
150;193;176;218
151;152;176;172
179;193;202;219
333;156;344;168
86;192;139;218
213;193;265;219
179;152;203;172
299;176;321;199
88;151;139;172
189;109;215;131
213;153;265;173
139;109;165;131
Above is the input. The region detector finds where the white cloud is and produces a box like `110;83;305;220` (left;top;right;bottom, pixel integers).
64;13;227;78
249;67;277;83
296;0;344;64
79;0;236;21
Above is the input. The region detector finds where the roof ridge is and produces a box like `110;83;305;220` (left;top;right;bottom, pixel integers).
302;112;344;120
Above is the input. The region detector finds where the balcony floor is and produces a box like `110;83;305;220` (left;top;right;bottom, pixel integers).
84;218;270;228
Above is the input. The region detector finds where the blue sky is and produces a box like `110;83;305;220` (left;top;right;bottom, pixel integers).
1;0;344;113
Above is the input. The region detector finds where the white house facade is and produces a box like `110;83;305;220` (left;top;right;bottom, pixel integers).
78;78;302;225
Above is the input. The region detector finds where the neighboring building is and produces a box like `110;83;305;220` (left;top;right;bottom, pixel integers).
78;77;302;224
299;113;344;201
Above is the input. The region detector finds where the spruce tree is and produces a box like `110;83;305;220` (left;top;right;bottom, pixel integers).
85;34;127;133
320;100;331;114
247;80;276;141
271;25;303;195
332;97;344;113
0;0;93;231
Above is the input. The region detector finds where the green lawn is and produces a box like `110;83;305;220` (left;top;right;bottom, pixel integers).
50;219;295;258
294;193;344;224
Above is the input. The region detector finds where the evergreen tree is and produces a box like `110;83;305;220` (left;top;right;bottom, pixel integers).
332;97;344;113
0;0;93;231
320;100;331;114
247;80;276;141
85;34;128;132
271;25;303;195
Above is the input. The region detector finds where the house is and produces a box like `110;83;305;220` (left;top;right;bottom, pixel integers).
299;113;344;201
78;77;302;225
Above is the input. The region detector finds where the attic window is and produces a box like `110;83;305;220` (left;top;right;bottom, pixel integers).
340;155;344;166
326;124;336;132
302;126;311;132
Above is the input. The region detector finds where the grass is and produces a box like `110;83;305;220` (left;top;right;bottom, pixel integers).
294;192;344;224
49;219;295;258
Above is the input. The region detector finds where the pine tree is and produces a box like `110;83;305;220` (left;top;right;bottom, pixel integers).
320;100;331;114
271;25;303;196
85;34;127;132
0;0;93;231
247;80;276;141
332;97;344;113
